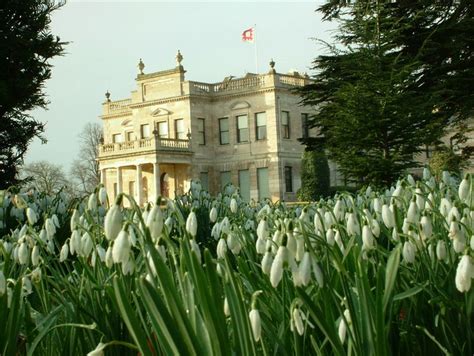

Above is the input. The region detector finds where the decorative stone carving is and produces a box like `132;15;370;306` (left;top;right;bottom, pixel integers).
138;58;145;75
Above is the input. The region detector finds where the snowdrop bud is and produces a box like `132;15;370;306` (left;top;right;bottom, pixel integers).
81;232;94;257
334;230;344;253
261;252;273;275
338;310;350;344
70;209;80;231
455;255;473;293
22;276;32;295
371;219;380;238
87;193;97;211
146;205;164;242
346;213;360;237
224;297;230;317
105;245;113;268
299;252;311;286
436;240;447;261
406;200;418;224
402;241;416;263
31;245;40;266
415;188;425;211
362;225;374;251
312;258;324;287
420;215;432;240
423;167;431;181
471;235;474;251
165;216;173;230
99;187;108;206
257;218;268;240
104;198;123;241
18;241;29;265
112;229;130;264
186;211;198;237
391;228;399;242
256;236;266;255
459;176;470;202
0;270;5;296
86;342;106;356
209;207;218;223
190;239;201;263
292;307;305;336
326;228;335;246
402;218;410;235
45;218;56;239
60;243;69;262
26;207;37;225
270;246;286;288
96;245;106;262
382;205;395;228
217;238;227;259
249;309;261;342
230;198;238;213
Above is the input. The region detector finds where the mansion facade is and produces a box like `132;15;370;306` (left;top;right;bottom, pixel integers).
97;52;339;205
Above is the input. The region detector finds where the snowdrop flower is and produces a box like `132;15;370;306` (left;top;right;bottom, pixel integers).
22;276;32;295
439;198;452;218
299;252;311;286
87;342;106;356
190;239;201;263
224;297;230;317
0;270;5;296
420;215;433;240
333;199;345;221
261;251;273;276
59;243;69;262
415;188;425;211
69;230;81;256
112;229;130;264
436;240;447;261
99;187;108;206
230;198;238;213
406;200;418;224
403;241;416;264
217;238;227;259
104;197;123;241
362;224;374;251
26;207;37;225
312;258;324;287
18;241;29;265
459;176;470;202
291;306;305;336
382;204;395;228
326;228;335;246
334;230;344;253
448;206;461;224
31;245;40;266
31;267;42;284
105;246;113;268
87;193;97;212
146;205;164;242
371;219;380;238
455;255;473;293
186;211;198;237
209;207;218;223
249;309;261;342
70;209;80;231
338;309;351;344
45;218;56;239
346;212;360;237
81;232;94;257
270;246;288;288
165;216;174;231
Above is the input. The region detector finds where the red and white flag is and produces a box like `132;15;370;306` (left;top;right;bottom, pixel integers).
242;27;255;43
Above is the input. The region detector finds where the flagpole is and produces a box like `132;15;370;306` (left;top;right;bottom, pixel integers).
254;24;258;73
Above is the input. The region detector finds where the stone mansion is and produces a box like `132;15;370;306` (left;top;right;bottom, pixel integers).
97;52;337;205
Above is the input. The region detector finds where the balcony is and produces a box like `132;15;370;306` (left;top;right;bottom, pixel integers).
99;136;192;158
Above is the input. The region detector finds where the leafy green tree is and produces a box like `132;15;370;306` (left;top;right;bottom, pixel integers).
298;1;473;187
297;150;330;201
0;0;66;188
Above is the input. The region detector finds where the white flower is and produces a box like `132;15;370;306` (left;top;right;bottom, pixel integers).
333;199;345;221
371;219;380;238
112;229;131;264
459;176;470;202
362;225;374;251
338;309;351;344
312;259;324;287
261;252;273;275
22;276;32;295
70;209;80;231
382;204;395;228
96;246;106;262
209;207;218;223
104;201;123;241
45;218;56;239
186;211;198;237
81;232;94;257
105;246;113;268
402;241;416;264
26;207;37;225
87;193;97;211
230;198;238;213
406;200;418;224
224;297;230;317
346;212;360;236
146;205;164;241
455;255;473;293
326;228;335;246
99;187;108;206
31;267;42;284
70;230;81;256
0;270;5;296
87;342;106;356
31;245;40;266
249;309;261;342
292;307;305;336
420;215;432;240
18;241;29;265
217;238;227;259
334;230;344;253
190;239;201;263
299;252;311;286
270;246;287;288
436;240;446;261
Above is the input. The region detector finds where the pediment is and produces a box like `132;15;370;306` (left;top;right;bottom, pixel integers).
230;101;251;110
151;107;172;116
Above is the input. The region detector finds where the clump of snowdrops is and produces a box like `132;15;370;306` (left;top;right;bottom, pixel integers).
0;169;473;355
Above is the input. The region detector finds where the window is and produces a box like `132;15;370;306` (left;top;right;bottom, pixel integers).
126;131;134;141
112;133;123;143
257;167;270;200
158;121;168;138
255;112;267;140
175;119;185;139
197;118;206;145
140;124;150;139
301;113;309;139
281;111;290;139
220;171;231;188
285;166;293;192
219;118;229;145
236;114;249;143
200;172;209;191
238;169;250;202
128;180;135;196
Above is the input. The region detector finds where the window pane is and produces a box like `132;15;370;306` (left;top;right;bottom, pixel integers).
113;133;123;143
140;124;150;138
198;118;205;145
158;122;168;138
175;119;185;139
257;167;270;200
239;169;250;202
220;118;228;131
237;115;248;143
282;111;289;125
221;131;229;144
256;112;266;126
220;171;231;189
285;166;293;192
256;112;267;140
237;115;248;128
219;118;229;144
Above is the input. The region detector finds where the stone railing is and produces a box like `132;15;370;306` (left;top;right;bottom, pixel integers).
278;75;307;87
107;98;132;114
99;136;191;157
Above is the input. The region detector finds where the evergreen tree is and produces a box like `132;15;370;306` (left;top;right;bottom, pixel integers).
0;0;66;188
297;150;330;201
298;1;473;187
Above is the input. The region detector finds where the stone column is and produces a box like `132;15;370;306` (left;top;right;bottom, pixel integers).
116;166;123;194
136;164;142;206
153;162;161;203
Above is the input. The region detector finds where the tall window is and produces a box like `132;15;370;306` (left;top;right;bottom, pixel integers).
200;172;209;190
112;133;123;143
126;131;134;141
285;166;293;192
140;124;150;139
255;112;267;140
301;113;309;139
175;119;185;139
281;111;290;139
158;121;168;138
236;115;249;143
219;118;229;145
220;171;231;188
257;167;270;200
238;169;250;202
197;118;206;145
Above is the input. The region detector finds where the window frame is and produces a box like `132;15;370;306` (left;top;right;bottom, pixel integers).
140;124;151;139
236;114;249;143
281;111;290;139
255;112;267;141
174;119;185;140
197;118;206;145
112;133;123;143
157;121;169;139
284;166;293;193
219;117;230;145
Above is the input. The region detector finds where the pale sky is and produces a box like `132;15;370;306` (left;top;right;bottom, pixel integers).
26;1;335;171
